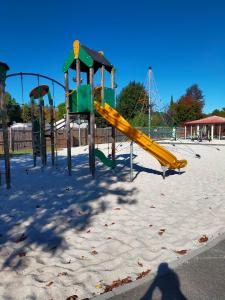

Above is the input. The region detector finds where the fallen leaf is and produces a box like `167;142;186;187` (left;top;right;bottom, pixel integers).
91;250;98;255
107;237;112;240
104;224;108;227
111;222;115;225
103;277;132;293
86;230;91;233
46;281;54;287
158;229;166;236
114;208;121;210
18;252;26;257
150;205;155;208
66;296;78;300
198;235;208;243
57;272;67;276
149;225;153;227
95;283;103;289
136;269;151;280
175;249;187;255
161;193;165;196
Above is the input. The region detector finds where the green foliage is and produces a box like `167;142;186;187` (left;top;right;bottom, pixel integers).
57;102;66;120
5;92;22;124
209;108;225;118
131;112;148;127
117;81;148;121
21;104;32;123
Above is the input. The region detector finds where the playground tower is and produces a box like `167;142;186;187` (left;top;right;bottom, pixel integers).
63;40;116;177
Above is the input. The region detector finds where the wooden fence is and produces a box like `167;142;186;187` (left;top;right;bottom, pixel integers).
0;127;185;154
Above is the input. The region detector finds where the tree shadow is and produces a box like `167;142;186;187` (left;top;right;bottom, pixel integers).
0;151;138;270
141;263;187;300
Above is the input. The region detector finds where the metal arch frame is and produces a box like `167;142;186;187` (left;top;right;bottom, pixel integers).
6;72;65;90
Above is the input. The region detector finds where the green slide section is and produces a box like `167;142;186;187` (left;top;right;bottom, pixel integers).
94;149;116;169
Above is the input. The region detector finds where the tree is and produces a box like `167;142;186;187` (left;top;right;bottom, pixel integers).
117;81;148;122
186;84;204;109
209;107;225;118
21;104;32;123
57;102;66;120
5;92;22;125
167;84;205;125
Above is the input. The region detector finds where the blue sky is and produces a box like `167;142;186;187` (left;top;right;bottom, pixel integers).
1;0;225;113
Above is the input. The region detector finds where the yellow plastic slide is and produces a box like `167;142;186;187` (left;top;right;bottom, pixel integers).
94;101;187;170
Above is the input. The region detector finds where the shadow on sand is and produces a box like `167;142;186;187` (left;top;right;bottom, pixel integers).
0;152;138;269
142;263;187;300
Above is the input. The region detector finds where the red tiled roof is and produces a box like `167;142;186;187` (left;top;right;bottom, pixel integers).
184;115;225;125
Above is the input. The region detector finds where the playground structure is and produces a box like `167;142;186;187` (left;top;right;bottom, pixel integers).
29;85;55;167
0;39;188;189
63;40;116;177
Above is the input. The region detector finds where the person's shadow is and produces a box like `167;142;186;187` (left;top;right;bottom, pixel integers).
142;263;187;300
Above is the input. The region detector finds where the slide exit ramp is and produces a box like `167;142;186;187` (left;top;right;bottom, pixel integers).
94;101;187;170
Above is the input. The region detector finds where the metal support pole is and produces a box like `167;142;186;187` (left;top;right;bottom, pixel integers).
148;67;152;137
65;71;71;175
0;62;10;189
130;141;133;182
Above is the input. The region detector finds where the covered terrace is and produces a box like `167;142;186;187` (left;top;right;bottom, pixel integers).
184;115;225;140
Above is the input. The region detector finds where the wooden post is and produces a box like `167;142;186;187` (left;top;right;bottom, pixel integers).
101;66;105;105
111;68;116;162
184;126;187;139
65;71;71;175
89;67;95;177
30;97;36;167
39;97;46;166
0;62;10;189
50;97;55;166
76;59;81;86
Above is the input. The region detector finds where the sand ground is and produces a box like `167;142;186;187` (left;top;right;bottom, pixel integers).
0;141;225;299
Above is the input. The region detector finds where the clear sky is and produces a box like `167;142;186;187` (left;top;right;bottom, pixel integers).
1;0;225;113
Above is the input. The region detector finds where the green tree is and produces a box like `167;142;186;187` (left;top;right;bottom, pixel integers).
21;104;32;123
5;92;22;124
57;102;66;120
117;81;148;122
209;108;225;118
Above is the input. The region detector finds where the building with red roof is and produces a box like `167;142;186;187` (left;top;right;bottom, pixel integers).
183;115;225;140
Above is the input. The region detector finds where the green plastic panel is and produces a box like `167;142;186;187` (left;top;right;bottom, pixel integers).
77;85;91;112
62;50;75;72
69;90;77;112
104;88;115;108
70;85;91;113
79;46;93;67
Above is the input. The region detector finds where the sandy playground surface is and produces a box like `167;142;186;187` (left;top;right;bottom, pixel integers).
0;140;225;299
